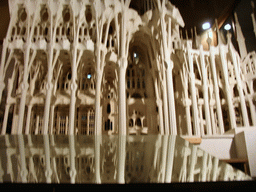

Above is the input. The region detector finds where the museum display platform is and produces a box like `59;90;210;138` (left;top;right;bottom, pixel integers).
0;135;252;184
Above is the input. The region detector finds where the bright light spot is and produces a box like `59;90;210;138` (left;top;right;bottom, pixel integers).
224;24;231;31
134;52;138;58
202;22;211;30
87;73;92;79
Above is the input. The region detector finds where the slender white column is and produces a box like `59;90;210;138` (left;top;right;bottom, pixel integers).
42;50;59;134
94;72;102;135
42;78;53;134
201;152;208;182
185;102;192;136
34;115;40;135
17;48;35;134
68;48;82;135
25;104;33;134
154;78;164;134
117;62;127;184
18;135;28;183
199;45;212;135
94;135;101;183
211;156;219;181
43;135;52;183
198;104;205;135
181;68;192;135
166;62;177;135
219;44;237;130
87;111;90;135
159;135;168;182
248;98;256;126
0;41;7;103
6;148;14;181
69;47;77;135
1;104;10;135
118;61;127;135
187;145;197;182
49;105;55;134
157;100;165;135
209;43;225;134
69;135;77;183
17;82;29;134
117;135;126;183
210;105;217;135
228;37;249;127
65;115;69;135
162;70;170;134
187;44;200;136
165;135;176;182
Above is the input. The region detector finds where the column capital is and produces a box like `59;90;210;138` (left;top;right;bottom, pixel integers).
70;82;78;91
21;82;29;91
45;82;53;91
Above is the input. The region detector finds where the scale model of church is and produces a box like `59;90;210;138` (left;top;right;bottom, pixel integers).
0;0;256;137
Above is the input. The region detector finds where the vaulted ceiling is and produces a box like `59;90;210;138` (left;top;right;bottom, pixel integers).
0;0;242;42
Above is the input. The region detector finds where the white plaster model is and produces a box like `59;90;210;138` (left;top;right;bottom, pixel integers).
1;0;254;137
0;0;255;183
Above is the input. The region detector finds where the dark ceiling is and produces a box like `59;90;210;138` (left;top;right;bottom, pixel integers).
0;0;246;42
170;0;241;33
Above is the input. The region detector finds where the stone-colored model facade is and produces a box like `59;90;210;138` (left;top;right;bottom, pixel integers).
0;0;256;136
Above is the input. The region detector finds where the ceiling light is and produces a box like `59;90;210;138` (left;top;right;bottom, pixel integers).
224;24;231;31
202;22;211;30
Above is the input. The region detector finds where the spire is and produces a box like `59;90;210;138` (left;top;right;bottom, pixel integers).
234;12;247;59
194;26;198;48
251;1;256;38
215;19;222;45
